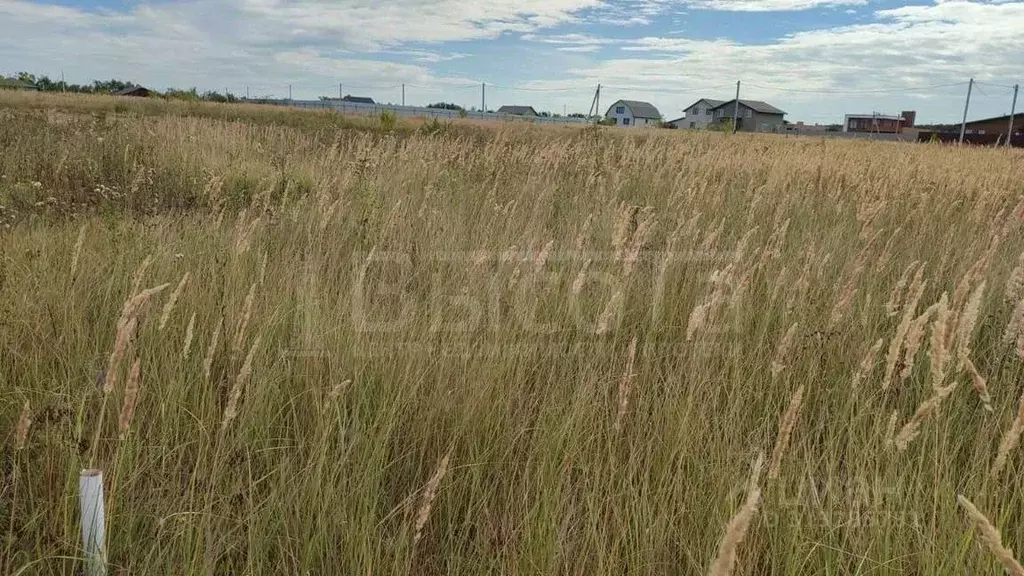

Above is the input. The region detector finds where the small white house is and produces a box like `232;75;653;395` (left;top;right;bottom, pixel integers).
605;100;662;127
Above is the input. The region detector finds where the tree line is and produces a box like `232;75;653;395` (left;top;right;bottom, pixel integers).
6;72;242;102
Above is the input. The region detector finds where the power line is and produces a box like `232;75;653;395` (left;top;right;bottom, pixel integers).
974;81;1017;90
744;81;968;95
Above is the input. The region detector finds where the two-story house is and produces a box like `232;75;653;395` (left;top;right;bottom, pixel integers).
604;100;662;127
668;98;725;129
710;99;787;132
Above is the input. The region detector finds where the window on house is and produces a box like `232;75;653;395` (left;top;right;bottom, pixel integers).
978;129;986;135
695;107;702;116
744;109;752;118
615;106;625;114
623;118;630;125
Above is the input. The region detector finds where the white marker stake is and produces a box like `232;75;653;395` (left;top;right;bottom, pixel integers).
79;469;107;576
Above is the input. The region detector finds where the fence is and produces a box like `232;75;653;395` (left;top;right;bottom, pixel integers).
915;131;1024;148
247;98;593;126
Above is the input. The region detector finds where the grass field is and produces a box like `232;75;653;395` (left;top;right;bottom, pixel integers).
3;91;1024;575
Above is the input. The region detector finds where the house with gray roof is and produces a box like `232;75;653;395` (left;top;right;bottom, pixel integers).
605;99;662;127
709;99;787;132
668;98;725;129
0;77;38;91
497;105;538;117
114;86;152;97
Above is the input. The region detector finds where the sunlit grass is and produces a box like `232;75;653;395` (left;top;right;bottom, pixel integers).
2;92;1024;574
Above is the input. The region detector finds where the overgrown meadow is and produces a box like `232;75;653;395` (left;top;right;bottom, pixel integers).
3;92;1024;575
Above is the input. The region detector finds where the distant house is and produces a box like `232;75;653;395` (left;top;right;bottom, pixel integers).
961;112;1024;140
114;86;152;97
786;121;831;134
342;95;375;104
709;99;786;132
0;77;38;91
844;111;915;134
674;98;725;129
497;105;538;116
605;100;662;127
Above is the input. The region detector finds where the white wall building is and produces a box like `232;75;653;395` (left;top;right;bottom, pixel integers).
668;98;725;129
605;100;662;127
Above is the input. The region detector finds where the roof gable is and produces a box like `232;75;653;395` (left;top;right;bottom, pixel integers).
607;99;662;119
712;99;786;115
497;105;538;116
0;77;36;90
683;98;725;112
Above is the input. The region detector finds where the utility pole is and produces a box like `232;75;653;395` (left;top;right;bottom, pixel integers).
339;83;342;100
596;83;601;122
1008;84;1019;149
402;83;405;107
61;71;65;92
481;82;486;113
959;78;974;145
732;80;741;134
245;85;249;100
288;84;293;101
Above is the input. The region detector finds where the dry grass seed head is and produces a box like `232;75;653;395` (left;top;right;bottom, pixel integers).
182;312;197;361
596;289;623;336
104;315;138;395
852;338;884;390
118;358;142;436
991;388;1024;477
882;274;927;390
129;255;154;296
221;335;261;432
574;213;593;252
928;293;952;389
884;261;918;318
14;399;31;450
893;382;958;452
1005;251;1024;303
707;453;764;576
203;317;223;383
158;272;190;331
1004;298;1024;347
956;495;1024;576
956;281;986;366
771;323;799;379
613;335;639;433
883;410;899;449
414;446;455;546
70;223;87;278
233;282;258;353
768;384;805;480
962;356;993;413
611;203;638;261
900;302;937;382
533;240;554;276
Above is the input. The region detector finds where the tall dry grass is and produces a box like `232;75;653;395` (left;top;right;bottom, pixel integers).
3;91;1024;574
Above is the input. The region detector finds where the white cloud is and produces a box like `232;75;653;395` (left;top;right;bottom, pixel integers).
682;0;869;10
235;0;603;50
524;1;1024;122
0;0;1021;121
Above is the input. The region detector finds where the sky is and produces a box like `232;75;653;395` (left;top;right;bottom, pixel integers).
1;0;1023;124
